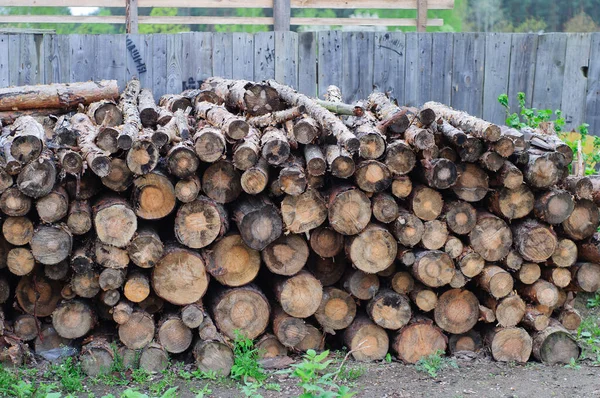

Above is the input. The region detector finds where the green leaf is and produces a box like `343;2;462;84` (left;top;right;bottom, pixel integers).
314;350;330;363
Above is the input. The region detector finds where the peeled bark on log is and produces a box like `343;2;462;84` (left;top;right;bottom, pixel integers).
157;314;193;354
241;157;269;195
123;272;150;303
561;199;600;241
269;80;359;152
469;212;512;262
512;219;557;263
7;248;34;276
2;216;33;246
10;116;45;164
119;311;155;349
344;315;389;361
138;89;159;128
490;161;524;190
424;102;501;142
93;195;137;248
569;262;600;292
488;185;534;220
391;209;424;247
278;156;307;196
310;226;343;258
436;119;467;146
80;338;114;377
16;273;62;317
404;125;435;151
315;287;356;333
392;317;448;364
212;285;270;340
30;224;72;265
343;269;380;300
195;101;249;141
346;223;397;274
366;92;409;135
52;299;95;339
412;250;455;288
367;289;411;330
304;144;327;177
442;201;477;235
153;246;209;306
452;163;489;203
325;145;355;179
175;196;228;249
518;262;541;285
532;320;580;364
0;131;20;176
478;265;513;299
522;280;559;307
448;330;483;354
421;220;449;250
202;160;242;204
485;327;532;363
232;195;282;250
71;113;111;177
193;340;234;377
490;136;515;158
262;234;309;276
274;271;323;318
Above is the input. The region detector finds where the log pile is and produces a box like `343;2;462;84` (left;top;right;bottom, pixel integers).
0;77;594;375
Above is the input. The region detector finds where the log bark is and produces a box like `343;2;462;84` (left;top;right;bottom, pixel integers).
195;101;249;141
10;116;45;164
269;80;359;152
0;80;118;111
367;92;410;135
512;219;558;263
212;285;270;340
138;88;159;128
241;157;269;195
72;113;111;177
478;265;514;299
424;101;501;142
67;200;92;235
532;320;580;364
325;144;355;179
561;199;599;241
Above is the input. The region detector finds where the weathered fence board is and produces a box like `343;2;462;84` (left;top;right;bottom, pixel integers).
561;33;592;131
1;32;599;134
483;33;511;123
373;32;406;104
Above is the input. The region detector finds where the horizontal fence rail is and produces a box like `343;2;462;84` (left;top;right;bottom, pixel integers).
0;0;452;31
2;32;599;133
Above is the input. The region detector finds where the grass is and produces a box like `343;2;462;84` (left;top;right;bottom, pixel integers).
414;350;458;378
577;315;600;364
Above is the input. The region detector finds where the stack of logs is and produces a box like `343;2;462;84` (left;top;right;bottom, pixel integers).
0;77;597;376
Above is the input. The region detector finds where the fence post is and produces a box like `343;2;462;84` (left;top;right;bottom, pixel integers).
126;0;139;34
273;0;291;31
417;0;427;32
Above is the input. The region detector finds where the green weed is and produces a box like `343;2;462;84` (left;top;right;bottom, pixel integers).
414;350;458;378
337;364;365;382
148;368;177;397
191;384;212;398
498;92;566;132
50;357;85;394
278;349;356;398
131;368;151;384
587;292;600;309
230;331;267;383
385;353;392;363
577;316;600;363
564;358;581;370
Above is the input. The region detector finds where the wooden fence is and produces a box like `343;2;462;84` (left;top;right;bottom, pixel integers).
3;31;600;132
